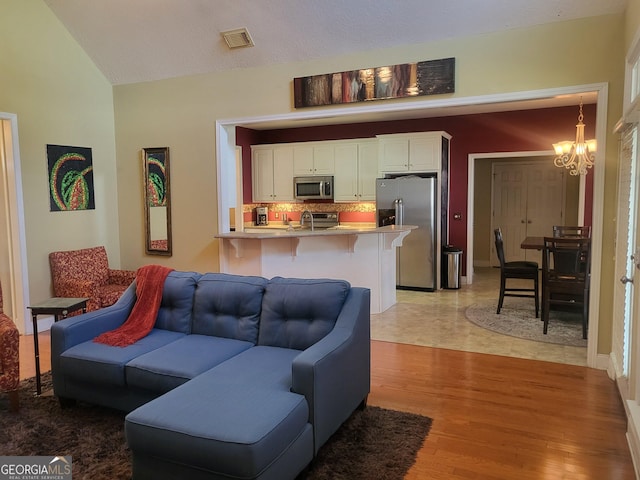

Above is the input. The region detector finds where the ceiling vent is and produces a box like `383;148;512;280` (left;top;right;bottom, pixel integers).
221;28;255;49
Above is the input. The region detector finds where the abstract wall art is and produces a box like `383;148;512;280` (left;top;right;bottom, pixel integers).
294;57;455;108
47;144;95;211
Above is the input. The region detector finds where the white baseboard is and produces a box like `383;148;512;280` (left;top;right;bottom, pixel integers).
626;400;640;479
614;364;640;479
474;260;492;268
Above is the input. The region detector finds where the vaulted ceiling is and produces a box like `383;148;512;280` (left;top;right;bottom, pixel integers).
44;0;627;86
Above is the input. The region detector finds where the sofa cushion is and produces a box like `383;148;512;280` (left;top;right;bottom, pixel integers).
154;271;201;333
59;329;185;387
191;273;267;343
258;277;350;350
125;346;308;478
125;335;254;393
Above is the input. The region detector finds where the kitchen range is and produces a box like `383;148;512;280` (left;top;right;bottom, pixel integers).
300;211;339;230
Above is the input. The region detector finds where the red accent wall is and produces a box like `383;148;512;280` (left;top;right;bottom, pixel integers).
237;105;596;271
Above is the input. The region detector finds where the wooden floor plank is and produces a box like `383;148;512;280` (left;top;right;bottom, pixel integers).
14;332;636;479
369;341;635;479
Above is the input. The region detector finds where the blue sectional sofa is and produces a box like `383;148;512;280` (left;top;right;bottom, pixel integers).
50;271;371;480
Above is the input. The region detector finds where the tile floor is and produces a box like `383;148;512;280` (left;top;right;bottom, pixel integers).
371;267;588;366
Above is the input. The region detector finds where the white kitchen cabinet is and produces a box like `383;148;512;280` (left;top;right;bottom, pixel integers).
334;140;378;202
358;141;378;200
377;131;451;174
293;144;335;175
251;145;295;202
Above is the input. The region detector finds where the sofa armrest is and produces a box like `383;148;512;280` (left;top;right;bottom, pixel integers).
108;268;136;286
54;279;98;300
291;287;370;454
51;283;136;367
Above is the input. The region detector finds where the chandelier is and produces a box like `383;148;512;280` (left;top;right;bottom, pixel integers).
552;101;597;176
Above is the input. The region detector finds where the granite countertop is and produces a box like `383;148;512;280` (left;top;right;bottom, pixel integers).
215;224;416;239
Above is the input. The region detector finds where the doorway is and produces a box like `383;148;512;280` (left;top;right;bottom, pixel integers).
218;83;609;369
0;113;29;334
490;159;578;263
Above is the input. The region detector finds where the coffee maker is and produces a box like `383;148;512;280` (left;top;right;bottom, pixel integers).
255;207;269;226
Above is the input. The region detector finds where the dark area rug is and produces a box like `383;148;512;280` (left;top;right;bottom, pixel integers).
1;373;432;480
466;300;587;347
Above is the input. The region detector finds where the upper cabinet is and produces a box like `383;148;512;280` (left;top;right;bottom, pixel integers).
250;132;451;204
293;144;335;175
333;140;378;202
251;145;295;203
377;131;451;174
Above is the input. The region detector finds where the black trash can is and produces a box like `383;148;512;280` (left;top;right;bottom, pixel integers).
441;245;462;289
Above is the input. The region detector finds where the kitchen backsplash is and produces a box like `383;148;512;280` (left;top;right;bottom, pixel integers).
242;202;376;224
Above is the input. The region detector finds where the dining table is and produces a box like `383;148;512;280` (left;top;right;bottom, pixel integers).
520;237;544;250
520;236;545;250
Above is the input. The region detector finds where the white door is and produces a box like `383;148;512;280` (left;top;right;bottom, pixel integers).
612;124;637;378
492;163;527;262
492;161;565;263
525;163;565;237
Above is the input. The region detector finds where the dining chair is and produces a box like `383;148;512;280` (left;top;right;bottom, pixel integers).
494;228;539;317
541;236;591;339
552;225;591;238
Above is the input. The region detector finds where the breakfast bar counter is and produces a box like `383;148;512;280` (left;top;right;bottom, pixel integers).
215;225;415;313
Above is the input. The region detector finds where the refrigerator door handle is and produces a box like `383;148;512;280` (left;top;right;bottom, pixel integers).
394;198;404;226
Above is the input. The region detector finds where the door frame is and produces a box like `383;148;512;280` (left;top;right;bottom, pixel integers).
0;112;30;334
465;84;607;370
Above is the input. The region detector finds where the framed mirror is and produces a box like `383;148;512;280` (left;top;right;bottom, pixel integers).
143;147;172;256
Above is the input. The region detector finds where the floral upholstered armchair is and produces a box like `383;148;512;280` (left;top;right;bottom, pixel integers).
0;280;19;412
49;246;136;312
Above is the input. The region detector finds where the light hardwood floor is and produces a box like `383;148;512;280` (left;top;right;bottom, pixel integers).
14;269;634;478
371;341;634;479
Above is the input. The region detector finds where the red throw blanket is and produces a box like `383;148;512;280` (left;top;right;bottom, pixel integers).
94;264;174;347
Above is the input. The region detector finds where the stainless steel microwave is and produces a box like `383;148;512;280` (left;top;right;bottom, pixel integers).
294;176;333;200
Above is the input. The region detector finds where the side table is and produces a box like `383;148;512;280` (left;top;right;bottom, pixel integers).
27;297;88;395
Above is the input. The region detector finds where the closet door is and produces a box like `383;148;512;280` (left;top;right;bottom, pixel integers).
492;161;565;262
492;164;528;262
525;163;565;238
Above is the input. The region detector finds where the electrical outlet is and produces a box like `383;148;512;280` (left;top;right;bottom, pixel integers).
275;212;279;219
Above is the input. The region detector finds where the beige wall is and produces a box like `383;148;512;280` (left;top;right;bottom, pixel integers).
0;2;121;331
1;1;632;355
114;14;625;355
626;0;640;50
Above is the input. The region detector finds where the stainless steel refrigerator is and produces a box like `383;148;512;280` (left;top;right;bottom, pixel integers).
376;175;437;291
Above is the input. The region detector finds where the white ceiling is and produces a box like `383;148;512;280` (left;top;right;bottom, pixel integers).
44;0;627;86
43;0;620;127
